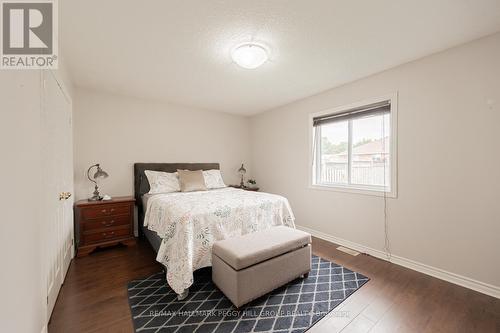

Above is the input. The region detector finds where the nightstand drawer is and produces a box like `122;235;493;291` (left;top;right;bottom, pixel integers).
83;226;130;244
82;215;130;232
81;203;130;220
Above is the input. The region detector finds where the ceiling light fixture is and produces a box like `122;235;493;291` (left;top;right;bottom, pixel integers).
231;43;269;69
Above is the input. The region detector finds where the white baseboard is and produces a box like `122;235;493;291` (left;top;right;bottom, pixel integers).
297;225;500;299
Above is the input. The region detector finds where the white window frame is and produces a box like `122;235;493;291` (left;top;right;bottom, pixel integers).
308;93;398;198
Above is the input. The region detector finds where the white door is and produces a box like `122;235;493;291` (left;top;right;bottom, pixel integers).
41;70;73;320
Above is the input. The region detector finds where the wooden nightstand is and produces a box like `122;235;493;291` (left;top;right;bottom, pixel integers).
229;185;260;191
74;196;136;257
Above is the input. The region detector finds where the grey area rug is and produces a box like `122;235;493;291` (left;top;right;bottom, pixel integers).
127;255;369;333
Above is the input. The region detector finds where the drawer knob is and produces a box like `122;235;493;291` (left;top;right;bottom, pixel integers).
101;209;107;213
101;220;115;227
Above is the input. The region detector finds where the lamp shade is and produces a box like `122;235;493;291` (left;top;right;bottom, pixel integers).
93;165;109;179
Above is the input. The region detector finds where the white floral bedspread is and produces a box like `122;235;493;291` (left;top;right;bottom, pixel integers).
143;187;295;294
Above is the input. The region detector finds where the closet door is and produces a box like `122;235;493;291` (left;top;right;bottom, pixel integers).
41;71;73;319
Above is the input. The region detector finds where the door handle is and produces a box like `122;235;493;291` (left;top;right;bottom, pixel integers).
59;192;72;200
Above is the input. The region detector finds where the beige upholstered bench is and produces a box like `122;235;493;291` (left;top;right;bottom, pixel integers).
212;226;311;308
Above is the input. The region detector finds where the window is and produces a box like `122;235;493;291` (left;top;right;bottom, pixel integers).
310;95;397;197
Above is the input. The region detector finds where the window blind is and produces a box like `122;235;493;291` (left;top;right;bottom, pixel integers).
313;100;390;127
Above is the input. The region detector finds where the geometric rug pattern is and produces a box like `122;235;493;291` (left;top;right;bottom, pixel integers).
127;255;369;333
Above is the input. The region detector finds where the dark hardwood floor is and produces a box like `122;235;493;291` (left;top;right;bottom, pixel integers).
48;237;500;333
49;240;162;333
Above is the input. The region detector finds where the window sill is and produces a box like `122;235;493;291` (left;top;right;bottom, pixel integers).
309;183;397;198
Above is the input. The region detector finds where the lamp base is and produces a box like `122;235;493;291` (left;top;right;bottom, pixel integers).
88;185;102;201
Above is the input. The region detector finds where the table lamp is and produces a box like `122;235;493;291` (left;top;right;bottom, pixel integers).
87;163;109;201
238;163;246;188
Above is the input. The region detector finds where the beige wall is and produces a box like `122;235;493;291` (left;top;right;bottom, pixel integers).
250;33;500;288
0;71;44;333
73;88;251;200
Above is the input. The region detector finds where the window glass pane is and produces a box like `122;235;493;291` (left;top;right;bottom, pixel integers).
351;114;390;187
319;121;348;184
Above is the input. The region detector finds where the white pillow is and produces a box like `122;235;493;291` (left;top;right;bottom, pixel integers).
144;170;180;194
203;169;227;189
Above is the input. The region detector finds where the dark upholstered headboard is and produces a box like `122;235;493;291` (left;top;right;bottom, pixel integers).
134;162;219;211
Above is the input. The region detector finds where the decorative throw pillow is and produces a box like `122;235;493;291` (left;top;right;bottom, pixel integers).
144;170;180;194
177;169;207;192
203;169;227;189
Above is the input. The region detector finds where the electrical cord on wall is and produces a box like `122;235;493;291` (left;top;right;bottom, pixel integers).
382;111;392;261
383;185;391;260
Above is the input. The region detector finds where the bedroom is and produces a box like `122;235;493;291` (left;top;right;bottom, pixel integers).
1;1;499;332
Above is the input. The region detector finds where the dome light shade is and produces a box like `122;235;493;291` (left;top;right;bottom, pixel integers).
231;43;268;69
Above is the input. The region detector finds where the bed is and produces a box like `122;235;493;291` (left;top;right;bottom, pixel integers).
134;163;295;296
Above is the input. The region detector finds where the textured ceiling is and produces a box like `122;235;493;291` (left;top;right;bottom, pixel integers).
61;0;500;115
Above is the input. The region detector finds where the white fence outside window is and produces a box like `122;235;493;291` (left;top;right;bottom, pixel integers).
320;162;389;186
